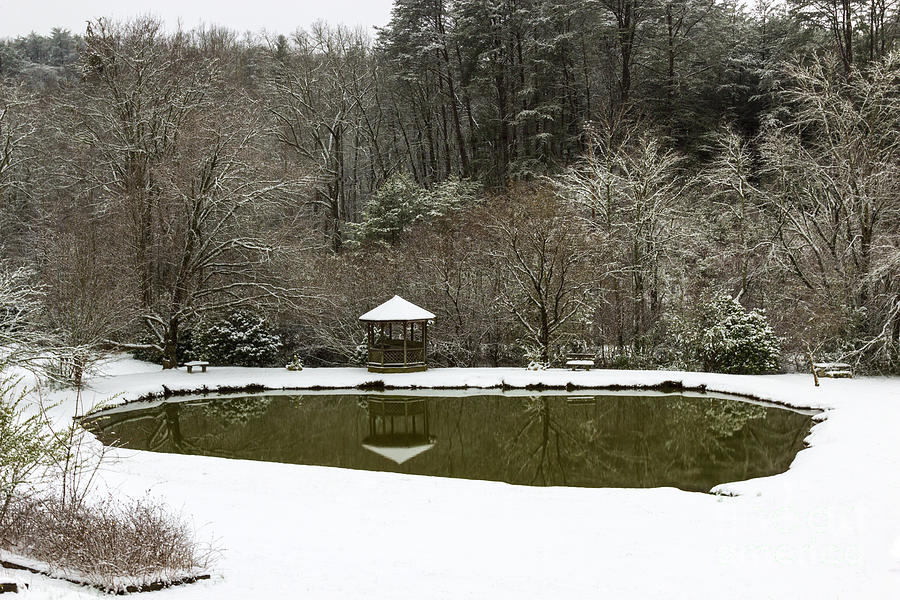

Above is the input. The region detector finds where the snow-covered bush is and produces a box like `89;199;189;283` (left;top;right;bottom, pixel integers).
0;265;47;365
680;293;781;374
0;375;214;592
353;339;368;367
285;355;303;371
349;175;480;246
2;492;215;593
192;312;282;367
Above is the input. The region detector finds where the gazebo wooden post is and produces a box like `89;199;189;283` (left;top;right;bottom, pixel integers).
403;321;407;365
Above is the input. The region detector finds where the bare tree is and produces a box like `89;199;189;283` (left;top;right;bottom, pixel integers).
0;84;39;256
129;98;317;368
75;18;215;313
556;121;692;353
702;125;773;300
68;18;318;368
762;52;900;366
490;186;592;365
268;23;380;252
0;86;34;198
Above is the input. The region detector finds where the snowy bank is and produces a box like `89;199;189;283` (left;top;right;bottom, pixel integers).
4;358;900;599
71;357;853;413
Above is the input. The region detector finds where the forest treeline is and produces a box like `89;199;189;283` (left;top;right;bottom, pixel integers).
0;0;898;374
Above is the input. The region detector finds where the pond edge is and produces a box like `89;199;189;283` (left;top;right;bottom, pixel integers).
86;378;824;417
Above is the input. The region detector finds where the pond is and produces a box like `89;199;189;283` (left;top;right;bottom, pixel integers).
82;391;815;492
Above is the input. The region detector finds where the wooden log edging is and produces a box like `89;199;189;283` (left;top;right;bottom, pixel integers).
0;557;210;595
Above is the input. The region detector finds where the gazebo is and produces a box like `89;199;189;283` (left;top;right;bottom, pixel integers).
359;295;434;373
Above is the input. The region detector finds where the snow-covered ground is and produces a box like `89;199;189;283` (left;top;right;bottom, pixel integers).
4;357;900;599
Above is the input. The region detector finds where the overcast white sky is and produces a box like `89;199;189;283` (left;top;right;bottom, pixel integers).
0;0;395;38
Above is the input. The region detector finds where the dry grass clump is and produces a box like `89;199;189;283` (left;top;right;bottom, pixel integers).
2;492;215;593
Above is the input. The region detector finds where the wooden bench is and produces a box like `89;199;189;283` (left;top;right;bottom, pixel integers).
184;360;209;374
565;352;596;371
813;362;853;379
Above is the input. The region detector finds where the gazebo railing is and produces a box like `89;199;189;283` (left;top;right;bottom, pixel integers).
368;346;425;366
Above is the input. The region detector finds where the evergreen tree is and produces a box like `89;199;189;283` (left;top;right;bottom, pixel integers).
679;293;781;374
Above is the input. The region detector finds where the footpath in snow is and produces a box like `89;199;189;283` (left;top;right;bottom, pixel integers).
4;357;900;599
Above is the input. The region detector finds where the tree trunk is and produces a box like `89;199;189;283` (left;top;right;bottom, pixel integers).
161;316;180;369
666;3;675;111
618;0;634;106
495;71;510;183
436;9;470;177
540;308;550;364
892;296;900;366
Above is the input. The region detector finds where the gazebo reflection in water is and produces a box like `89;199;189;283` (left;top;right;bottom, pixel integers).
361;397;435;465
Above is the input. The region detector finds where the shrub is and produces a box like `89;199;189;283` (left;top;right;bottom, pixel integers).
192;312;282;367
2;492;214;593
681;293;781;374
0;377;214;594
0;375;59;526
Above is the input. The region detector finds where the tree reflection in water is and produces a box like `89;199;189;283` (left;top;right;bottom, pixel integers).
498;395;780;488
84;393;814;492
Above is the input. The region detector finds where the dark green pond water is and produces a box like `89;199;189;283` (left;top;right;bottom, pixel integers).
83;392;814;492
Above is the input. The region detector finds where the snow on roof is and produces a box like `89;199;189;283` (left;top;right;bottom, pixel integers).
359;295;436;322
362;442;436;464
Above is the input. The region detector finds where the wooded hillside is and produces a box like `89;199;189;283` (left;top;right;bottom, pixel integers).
1;0;898;373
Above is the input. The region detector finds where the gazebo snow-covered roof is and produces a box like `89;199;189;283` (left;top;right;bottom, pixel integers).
359;295;435;322
359;295;434;373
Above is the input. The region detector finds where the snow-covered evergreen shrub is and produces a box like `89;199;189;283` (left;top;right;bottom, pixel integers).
682;293;781;374
349;175;480;246
285;355;303;371
192;312;282;367
523;345;549;370
421;177;480;220
349;174;424;246
353;340;368;367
